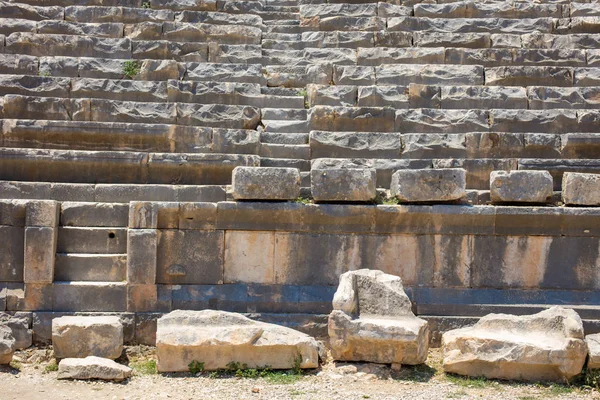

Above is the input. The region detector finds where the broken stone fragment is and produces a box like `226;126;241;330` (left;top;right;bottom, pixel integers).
0;324;16;364
391;169;466;202
562;172;600;206
329;269;429;365
57;356;132;381
52;316;123;359
442;306;587;382
490;170;553;203
231;167;301;201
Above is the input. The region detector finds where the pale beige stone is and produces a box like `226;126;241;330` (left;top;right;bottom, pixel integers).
224;231;275;284
329;269;429;365
586;333;600;370
58;356;132;381
443;307;587;382
52;316;123;359
156;310;319;372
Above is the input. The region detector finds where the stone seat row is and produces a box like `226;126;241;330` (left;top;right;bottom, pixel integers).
8;75;600;112
231;166;600;206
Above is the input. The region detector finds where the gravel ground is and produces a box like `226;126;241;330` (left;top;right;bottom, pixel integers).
0;346;598;400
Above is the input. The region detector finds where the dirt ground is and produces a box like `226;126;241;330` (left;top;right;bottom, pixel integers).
0;346;599;400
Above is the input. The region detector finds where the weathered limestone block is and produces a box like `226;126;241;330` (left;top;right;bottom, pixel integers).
307;84;357;107
72;79;168;102
162;22;261;45
231;167;300;201
358;48;444;66
213;129;259;155
0;75;70;98
310;131;402;159
388;16;553;34
441;86;527;109
77;57;124;79
310;106;395;133
311;169;376;202
486;66;574;87
489;109;577;134
357;85;409;108
490;171;553;203
264;64;331;87
24;227;57;284
402;133;466;159
396;109;489;134
414;32;491;48
0;325;16;365
128;202;158;229
333;66;375;85
52;316;123;359
177;104;260;129
2;95;90;121
305;48;357;66
127;229;157;285
0;313;32;350
36;20;123;38
587;334;600;369
156;310;319;371
300;3;376;19
138;60;184;81
124;21;162;40
391;169;466;203
376;64;484;86
442;307;587;382
65;6;173;23
562;172;600;206
153;0;217;11
329;269;429;365
0;54;38;75
5;33;131;59
185;63;263;84
26;200;59;227
58;356;132;381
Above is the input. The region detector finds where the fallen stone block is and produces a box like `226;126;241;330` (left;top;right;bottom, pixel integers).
231;167;301;201
0;325;16;364
442;307;587;382
562;172;600;206
52;316;123;359
391;169;466;203
490;170;553;203
0;313;32;350
58;356;132;381
587;333;600;369
156;310;319;371
311;169;376;202
329;269;429;365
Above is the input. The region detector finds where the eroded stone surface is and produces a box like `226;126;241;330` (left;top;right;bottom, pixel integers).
58;356;133;381
391;169;466;202
232;167;300;201
443;307;587;382
490;170;553;203
329;269;429;365
52;316;123;359
0;325;16;364
562;172;600;206
156;310;319;372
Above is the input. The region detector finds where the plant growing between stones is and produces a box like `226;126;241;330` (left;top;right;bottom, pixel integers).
44;360;58;373
131;359;157;375
188;360;205;374
123;60;141;79
141;1;151;8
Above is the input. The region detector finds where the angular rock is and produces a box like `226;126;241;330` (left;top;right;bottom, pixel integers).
376;64;483;86
396;109;489;134
311;169;376;202
358;47;444;66
0;313;32;350
156;310;319;371
490;170;553;203
442;307;587;382
52;316;123;359
58;356;132;381
307;84;356;107
329;269;429;365
310;131;402;159
310;106;395;133
441;86;527;109
357;85;409;108
587;333;600;369
391;169;466;203
0;325;16;364
485;66;574;87
231;167;300;201
562;172;600;206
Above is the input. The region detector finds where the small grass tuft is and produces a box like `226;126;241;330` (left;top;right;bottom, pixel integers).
141;1;151;8
9;360;22;371
294;197;311;204
38;71;52;77
122;60;141;79
188;360;205;375
446;374;492;388
43;361;58;373
131;359;157;375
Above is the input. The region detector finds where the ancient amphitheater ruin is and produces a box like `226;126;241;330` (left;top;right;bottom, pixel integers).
1;0;600;391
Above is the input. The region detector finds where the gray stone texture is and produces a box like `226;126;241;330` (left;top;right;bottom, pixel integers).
311;169;377;203
490;171;554;204
231;167;301;201
391;169;467;203
127;229;157;285
562;172;600;206
52;316;123;359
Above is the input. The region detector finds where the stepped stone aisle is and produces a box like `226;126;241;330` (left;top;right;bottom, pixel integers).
1;0;600;346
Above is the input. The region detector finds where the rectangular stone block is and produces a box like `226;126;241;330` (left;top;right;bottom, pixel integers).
309;106;395;133
156;229;223;284
231;167;301;201
55;254;127;282
61;202;128;227
302;204;375;234
134;312;163;345
311;168;376;202
490;170;554;204
217;202;304;232
375;205;434;235
128;202;158;229
24;226;57;283
0;226;24;282
562;172;600;206
561;208;600;237
171;284;247;312
396;109;489;134
127;229;157;285
156;202;179;229
26;200;59;227
178;202;216;230
53;282;127;312
127;284;158;313
0;200;27;227
21;283;53;311
494;207;562;236
309;131;403;159
57;227;127;254
391;169;467;202
224;231;275;284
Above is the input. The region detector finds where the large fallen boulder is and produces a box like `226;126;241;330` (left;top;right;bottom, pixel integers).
156;310;320;372
52;316;123;359
328;269;429;365
443;307;587;382
0;325;16;364
57;356;132;381
586;333;600;370
0;313;32;350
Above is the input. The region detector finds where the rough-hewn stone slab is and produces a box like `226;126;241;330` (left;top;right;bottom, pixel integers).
391;169;467;203
490;170;553;204
156;310;319;371
58;356;132;381
310;106;395;133
52;316;123;359
311;169;376;202
232;167;300;201
562;172;600;206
